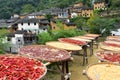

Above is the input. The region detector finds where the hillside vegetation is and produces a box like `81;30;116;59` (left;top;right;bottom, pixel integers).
0;0;120;19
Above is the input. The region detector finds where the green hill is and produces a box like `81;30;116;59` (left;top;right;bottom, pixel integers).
0;0;119;19
0;0;80;19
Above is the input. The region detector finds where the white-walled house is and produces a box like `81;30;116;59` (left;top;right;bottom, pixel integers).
5;30;38;53
13;18;49;34
111;23;120;36
29;8;69;19
5;31;25;53
111;29;120;36
17;18;39;31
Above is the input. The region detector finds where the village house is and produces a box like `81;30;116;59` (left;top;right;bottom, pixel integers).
111;23;120;36
10;17;49;33
81;7;93;17
19;13;29;19
69;2;94;18
73;2;83;8
28;8;69;19
50;19;76;31
0;17;19;29
94;1;106;10
6;17;50;53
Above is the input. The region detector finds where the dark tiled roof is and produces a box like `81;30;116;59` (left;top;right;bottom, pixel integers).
0;22;12;28
73;6;83;9
17;18;39;23
15;30;27;34
94;1;105;4
39;26;49;29
74;1;83;4
39;19;50;24
82;6;93;10
20;13;30;16
7;33;15;37
40;21;49;24
35;8;68;16
0;18;19;28
29;12;44;16
65;22;76;26
0;19;6;23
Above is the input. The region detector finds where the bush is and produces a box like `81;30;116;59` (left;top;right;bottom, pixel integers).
37;32;53;44
37;29;85;44
52;29;85;40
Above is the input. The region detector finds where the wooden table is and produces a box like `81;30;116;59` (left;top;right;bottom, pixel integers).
84;34;100;48
19;45;72;80
65;37;91;65
76;36;95;56
46;41;82;80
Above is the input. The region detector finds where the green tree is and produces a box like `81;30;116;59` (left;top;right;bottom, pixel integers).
0;7;12;19
45;14;53;22
81;0;92;7
70;16;87;29
111;0;120;9
56;20;64;30
21;4;35;13
37;32;53;44
87;14;116;36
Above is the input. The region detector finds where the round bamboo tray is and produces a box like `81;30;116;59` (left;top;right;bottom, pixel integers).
100;42;120;52
46;41;82;51
95;51;120;64
18;45;71;63
0;54;47;80
85;62;120;80
76;36;95;40
85;34;100;38
69;37;91;42
106;36;120;42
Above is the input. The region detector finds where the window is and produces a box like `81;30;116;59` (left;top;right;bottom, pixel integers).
21;23;23;25
53;26;55;29
28;23;30;25
34;23;36;25
7;37;11;41
43;28;46;30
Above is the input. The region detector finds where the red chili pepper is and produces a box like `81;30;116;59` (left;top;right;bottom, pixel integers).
60;38;86;45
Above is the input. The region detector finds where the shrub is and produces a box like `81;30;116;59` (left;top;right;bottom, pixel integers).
37;32;53;44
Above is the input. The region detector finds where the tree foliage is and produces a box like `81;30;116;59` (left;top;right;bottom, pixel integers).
37;29;85;44
21;4;35;13
87;13;116;36
111;0;120;9
0;0;80;19
0;0;119;19
70;16;87;29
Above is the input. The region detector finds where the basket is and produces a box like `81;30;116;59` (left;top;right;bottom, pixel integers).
95;51;120;64
85;62;120;80
100;42;120;52
0;54;47;80
46;41;82;51
19;45;71;63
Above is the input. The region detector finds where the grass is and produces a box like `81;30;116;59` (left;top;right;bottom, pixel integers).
45;37;106;80
0;29;9;36
45;47;99;80
0;29;9;53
